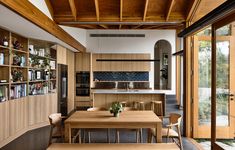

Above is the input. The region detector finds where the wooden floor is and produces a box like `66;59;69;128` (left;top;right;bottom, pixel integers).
1;96;199;150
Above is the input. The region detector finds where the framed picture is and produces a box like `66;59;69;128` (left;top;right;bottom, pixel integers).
162;53;168;65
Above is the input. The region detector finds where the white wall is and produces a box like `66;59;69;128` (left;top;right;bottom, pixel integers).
86;30;176;94
28;0;53;19
59;25;87;47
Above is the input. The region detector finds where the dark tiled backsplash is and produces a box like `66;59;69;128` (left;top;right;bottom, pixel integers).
93;72;149;81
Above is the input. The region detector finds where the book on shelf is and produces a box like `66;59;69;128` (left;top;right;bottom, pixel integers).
10;84;27;99
0;86;8;102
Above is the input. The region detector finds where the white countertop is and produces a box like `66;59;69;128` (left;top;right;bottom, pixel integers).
92;89;166;94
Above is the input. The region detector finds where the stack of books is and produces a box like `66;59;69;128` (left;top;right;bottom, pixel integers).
10;84;27;99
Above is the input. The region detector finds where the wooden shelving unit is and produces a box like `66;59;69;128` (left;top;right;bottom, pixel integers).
28;39;57;96
0;27;57;102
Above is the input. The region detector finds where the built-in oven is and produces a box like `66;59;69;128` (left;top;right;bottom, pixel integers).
76;72;90;96
76;87;90;96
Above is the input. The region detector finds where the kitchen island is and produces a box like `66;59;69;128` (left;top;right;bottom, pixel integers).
92;89;166;115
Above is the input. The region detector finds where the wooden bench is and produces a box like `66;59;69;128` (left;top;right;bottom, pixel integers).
47;143;180;150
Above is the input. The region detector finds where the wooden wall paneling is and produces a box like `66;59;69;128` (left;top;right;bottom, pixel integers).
75;52;82;71
57;45;67;65
0;101;10;142
67;50;75;113
175;31;181;105
9;97;27;136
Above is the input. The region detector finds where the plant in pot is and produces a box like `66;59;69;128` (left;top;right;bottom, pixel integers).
12;69;23;82
31;54;40;67
109;102;123;117
42;57;50;69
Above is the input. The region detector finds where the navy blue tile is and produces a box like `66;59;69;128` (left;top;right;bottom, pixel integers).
93;72;149;81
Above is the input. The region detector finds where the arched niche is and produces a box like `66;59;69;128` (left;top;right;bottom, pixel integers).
154;40;172;90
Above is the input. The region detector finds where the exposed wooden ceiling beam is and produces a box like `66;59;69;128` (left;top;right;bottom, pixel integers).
186;0;202;22
0;0;86;52
44;0;54;18
94;0;100;21
166;0;175;21
143;0;149;21
120;0;123;21
68;0;77;21
99;25;108;29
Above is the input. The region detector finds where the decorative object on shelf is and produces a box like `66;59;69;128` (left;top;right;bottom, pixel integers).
11;69;23;82
160;67;168;80
0;53;4;65
109;102;123;117
43;82;49;94
12;38;23;50
12;53;21;66
20;56;26;67
50;60;56;69
0;86;8;102
162;53;168;66
2;36;8;47
29;45;34;54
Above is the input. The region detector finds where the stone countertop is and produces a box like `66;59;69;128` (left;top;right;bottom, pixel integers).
92;89;166;94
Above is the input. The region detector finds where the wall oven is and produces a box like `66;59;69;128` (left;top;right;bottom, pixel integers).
76;72;90;96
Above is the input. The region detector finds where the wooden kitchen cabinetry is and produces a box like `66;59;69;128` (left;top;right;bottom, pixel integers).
92;53;151;72
75;53;90;71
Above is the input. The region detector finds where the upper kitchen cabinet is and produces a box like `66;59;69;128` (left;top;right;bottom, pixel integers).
92;53;150;72
57;45;67;65
75;53;91;71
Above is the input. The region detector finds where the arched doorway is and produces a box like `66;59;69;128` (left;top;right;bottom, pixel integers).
154;40;172;90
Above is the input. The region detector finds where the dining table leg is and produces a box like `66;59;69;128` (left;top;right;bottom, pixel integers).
156;123;162;143
147;128;152;143
68;124;71;143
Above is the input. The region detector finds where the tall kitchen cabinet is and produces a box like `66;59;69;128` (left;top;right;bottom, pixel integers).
75;53;92;108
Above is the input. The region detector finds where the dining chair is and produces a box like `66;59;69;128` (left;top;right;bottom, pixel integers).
48;113;64;146
150;113;183;150
48;113;81;146
115;107;142;143
151;100;163;117
132;101;145;110
85;107;110;143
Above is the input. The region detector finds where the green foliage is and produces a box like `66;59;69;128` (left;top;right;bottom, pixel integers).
109;102;123;114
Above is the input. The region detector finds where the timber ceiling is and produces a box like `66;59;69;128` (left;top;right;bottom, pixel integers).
45;0;227;30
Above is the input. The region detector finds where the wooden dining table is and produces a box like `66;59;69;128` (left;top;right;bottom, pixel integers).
64;110;162;143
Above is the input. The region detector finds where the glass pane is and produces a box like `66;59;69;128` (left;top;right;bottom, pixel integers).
198;40;212;125
216;41;229;126
216;25;231;36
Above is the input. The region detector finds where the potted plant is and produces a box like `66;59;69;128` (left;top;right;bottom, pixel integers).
11;69;23;82
109;102;123;117
42;57;50;69
31;54;40;67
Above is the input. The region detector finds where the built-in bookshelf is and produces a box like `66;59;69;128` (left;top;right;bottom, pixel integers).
28;39;57;95
0;27;57;101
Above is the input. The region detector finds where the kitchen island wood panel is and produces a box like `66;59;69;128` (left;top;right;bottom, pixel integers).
92;90;166;115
